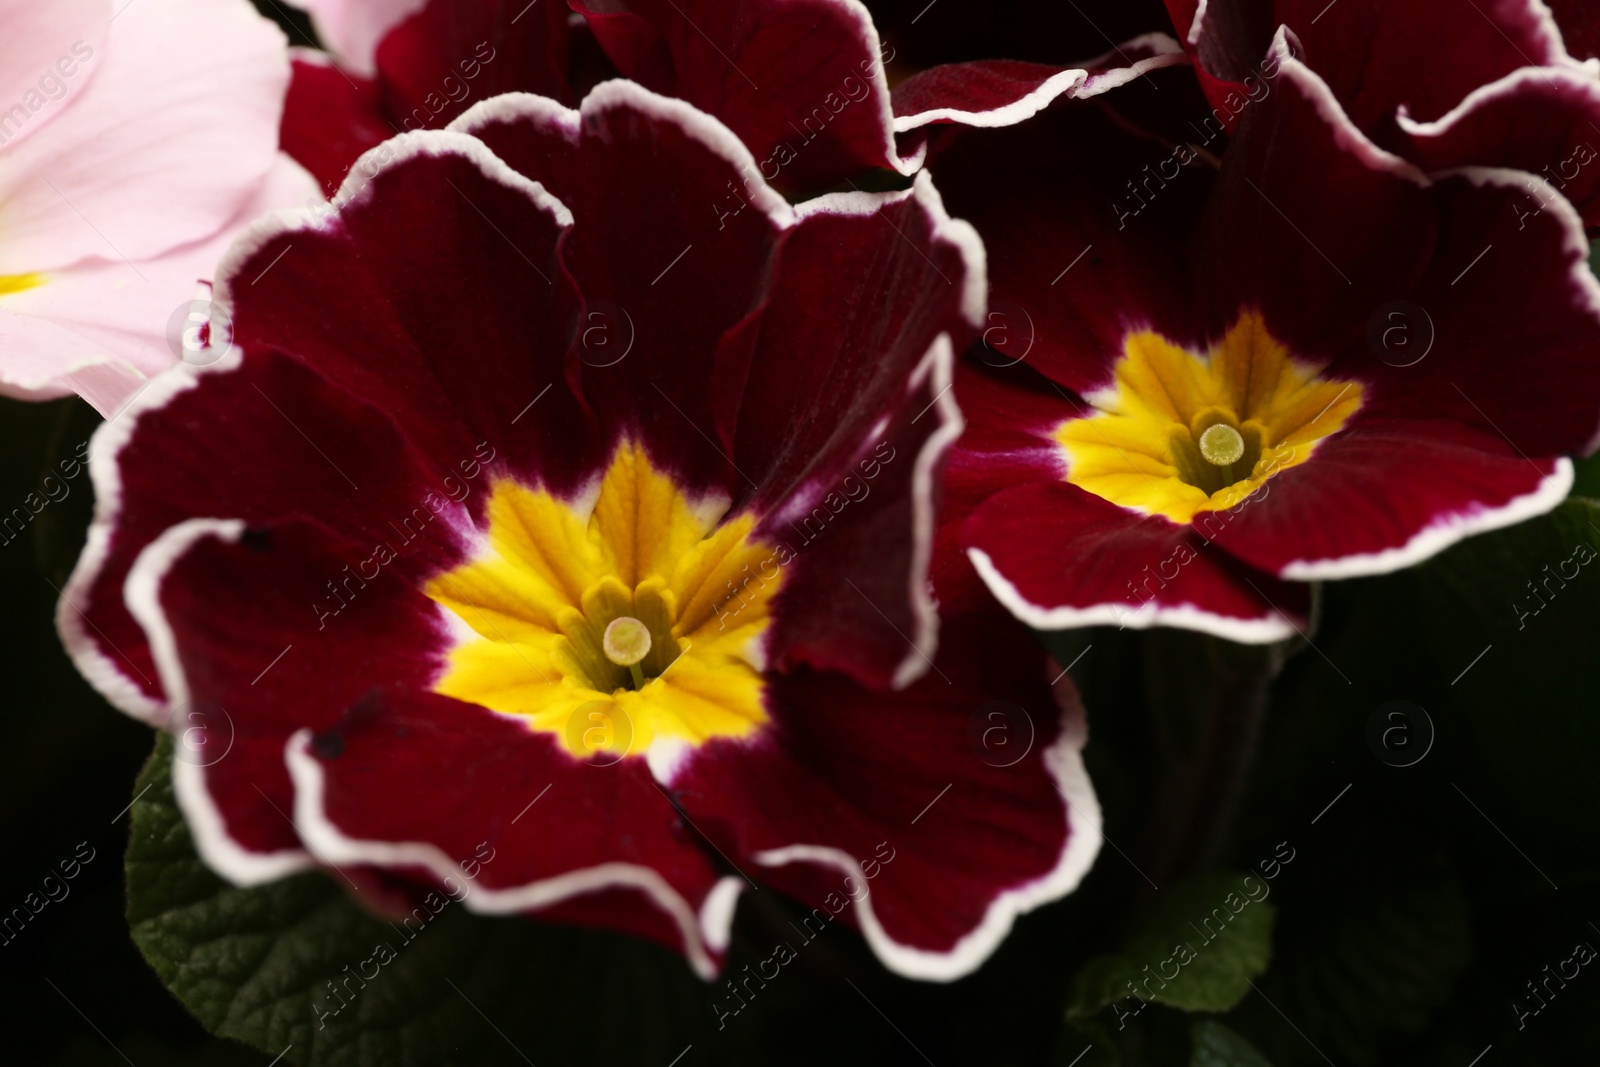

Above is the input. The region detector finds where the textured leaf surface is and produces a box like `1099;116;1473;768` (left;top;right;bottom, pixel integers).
125;734;708;1067
1069;872;1274;1018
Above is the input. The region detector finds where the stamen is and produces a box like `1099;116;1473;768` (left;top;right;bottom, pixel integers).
603;616;652;689
1198;423;1245;467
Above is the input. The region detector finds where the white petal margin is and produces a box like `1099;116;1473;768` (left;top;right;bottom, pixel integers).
790;175;981;687
1266;30;1429;186
214;128;575;315
814;0;926;175
124;518;317;884
285;732;738;980
752;680;1101;982
891;34;1188;134
967;547;1298;645
795;169;987;334
1281;458;1575;580
1393;65;1600;142
894;332;965;688
449;81;797;230
1184;0;1208;47
1429;161;1600;454
56;357;223;725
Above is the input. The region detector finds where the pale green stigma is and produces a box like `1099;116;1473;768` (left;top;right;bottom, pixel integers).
1198;423;1246;467
603;616;652;688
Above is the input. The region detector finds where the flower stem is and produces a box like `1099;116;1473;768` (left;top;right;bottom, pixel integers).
1146;635;1284;884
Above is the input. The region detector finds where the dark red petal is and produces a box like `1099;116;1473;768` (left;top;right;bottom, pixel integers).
759;334;958;690
279;50;392;199
934;359;1072;616
1209;50;1600;458
669;614;1101;980
1329;161;1600;456
282;0;589;193
130;516;453;883
224;132;603;501
1170;0;1573;132
1159;0;1274;132
740;178;980;689
568;3;673;88
570;0;912;193
288;692;732;978
1189;47;1437;355
1289;0;1569;128
458;85;795;494
59;350;465;720
922;66;1211;395
965;481;1305;643
1549;0;1600;61
375;0;575;128
1208;418;1575;579
1171;2;1600;226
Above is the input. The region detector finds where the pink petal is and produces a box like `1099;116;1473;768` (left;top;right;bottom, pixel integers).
0;153;320;414
0;0;109;151
0;0;292;273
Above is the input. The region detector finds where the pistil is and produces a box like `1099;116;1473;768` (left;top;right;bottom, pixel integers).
603;616;653;689
1198;423;1245;484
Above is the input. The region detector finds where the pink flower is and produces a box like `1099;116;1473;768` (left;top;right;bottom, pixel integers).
0;0;318;415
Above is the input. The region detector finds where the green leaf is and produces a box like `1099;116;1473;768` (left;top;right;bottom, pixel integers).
126;734;709;1067
1068;873;1274;1019
1189;1021;1273;1067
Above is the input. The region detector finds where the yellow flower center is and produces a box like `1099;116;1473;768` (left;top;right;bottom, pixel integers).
1055;311;1363;523
425;441;780;762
